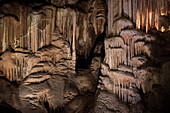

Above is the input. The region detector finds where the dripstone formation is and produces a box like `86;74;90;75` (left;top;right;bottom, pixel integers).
0;0;170;113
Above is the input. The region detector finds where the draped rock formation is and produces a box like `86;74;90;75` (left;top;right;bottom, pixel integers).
0;0;170;113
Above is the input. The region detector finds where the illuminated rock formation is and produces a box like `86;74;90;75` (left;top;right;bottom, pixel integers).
0;0;170;113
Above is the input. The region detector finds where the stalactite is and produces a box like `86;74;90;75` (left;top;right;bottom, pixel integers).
165;0;168;16
2;19;6;52
111;0;114;32
141;0;145;30
123;0;127;16
149;0;152;28
108;46;111;68
127;90;129;103
118;79;120;98
155;0;159;30
131;39;134;58
16;58;18;81
6;19;9;50
63;11;65;37
40;18;43;48
35;15;38;52
10;68;13;81
151;0;154;27
125;85;127;102
83;15;87;59
107;0;110;33
7;68;9;81
119;0;122;16
93;14;97;35
131;0;133;21
132;0;136;23
127;0;129;17
158;0;160;30
114;77;115;94
110;48;126;69
122;79;124;100
146;0;149;33
72;12;76;61
8;19;11;48
128;0;132;19
136;0;140;29
20;59;23;79
127;40;130;66
12;68;14;81
120;0;168;32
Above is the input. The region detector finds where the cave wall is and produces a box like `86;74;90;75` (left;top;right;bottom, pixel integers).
0;0;105;113
94;0;170;113
0;0;170;113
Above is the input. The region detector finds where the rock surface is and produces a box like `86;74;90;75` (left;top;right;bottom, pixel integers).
0;0;170;113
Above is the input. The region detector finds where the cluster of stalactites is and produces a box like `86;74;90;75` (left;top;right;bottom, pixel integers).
104;34;152;70
135;0;169;32
0;7;55;53
107;0;169;33
100;63;140;103
0;52;30;81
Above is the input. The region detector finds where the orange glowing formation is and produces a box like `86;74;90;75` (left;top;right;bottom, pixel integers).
161;26;165;32
149;12;152;27
136;9;140;29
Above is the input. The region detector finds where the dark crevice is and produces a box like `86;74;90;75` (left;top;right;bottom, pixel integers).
0;101;22;113
76;58;89;69
43;100;53;113
84;32;105;69
75;32;105;70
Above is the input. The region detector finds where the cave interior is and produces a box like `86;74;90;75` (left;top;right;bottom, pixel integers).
0;0;170;113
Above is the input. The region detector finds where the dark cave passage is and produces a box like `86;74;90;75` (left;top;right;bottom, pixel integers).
76;58;89;69
0;101;21;113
